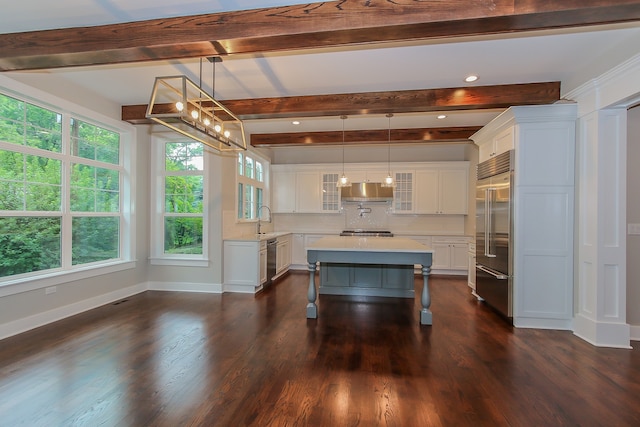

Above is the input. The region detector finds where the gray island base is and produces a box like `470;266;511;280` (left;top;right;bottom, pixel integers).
306;236;433;325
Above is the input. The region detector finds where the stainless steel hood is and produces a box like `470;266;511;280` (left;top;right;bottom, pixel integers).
340;182;393;202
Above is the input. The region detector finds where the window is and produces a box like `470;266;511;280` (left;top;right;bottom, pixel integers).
237;152;267;220
0;91;130;281
151;140;207;264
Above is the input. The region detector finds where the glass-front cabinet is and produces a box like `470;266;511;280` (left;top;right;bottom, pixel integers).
321;172;340;212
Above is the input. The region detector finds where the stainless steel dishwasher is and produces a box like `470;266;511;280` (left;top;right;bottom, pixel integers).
266;238;277;286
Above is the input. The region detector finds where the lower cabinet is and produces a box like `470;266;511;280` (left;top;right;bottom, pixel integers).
275;234;291;275
223;240;264;292
319;263;415;297
467;242;476;291
431;237;468;273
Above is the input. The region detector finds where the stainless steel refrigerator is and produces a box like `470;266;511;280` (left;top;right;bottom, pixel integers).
475;150;514;321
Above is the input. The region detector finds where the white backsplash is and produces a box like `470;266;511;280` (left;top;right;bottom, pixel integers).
343;202;392;230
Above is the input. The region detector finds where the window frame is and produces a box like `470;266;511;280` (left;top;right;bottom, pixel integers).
149;137;210;266
0;77;135;294
236;151;269;223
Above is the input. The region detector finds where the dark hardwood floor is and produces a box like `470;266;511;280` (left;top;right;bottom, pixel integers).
1;273;639;426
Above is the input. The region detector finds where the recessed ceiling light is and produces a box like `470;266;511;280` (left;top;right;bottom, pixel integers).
437;114;447;119
464;75;479;83
292;120;300;125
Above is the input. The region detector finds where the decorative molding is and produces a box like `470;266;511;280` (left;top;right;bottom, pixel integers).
573;313;632;349
563;53;640;116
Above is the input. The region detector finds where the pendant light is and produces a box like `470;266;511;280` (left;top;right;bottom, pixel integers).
381;113;396;188
336;115;351;188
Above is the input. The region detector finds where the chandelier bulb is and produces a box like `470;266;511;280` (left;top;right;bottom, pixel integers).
214;124;222;133
224;130;231;138
175;101;184;112
191;110;199;120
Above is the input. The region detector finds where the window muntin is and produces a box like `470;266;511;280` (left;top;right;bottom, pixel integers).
0;91;129;281
237;152;267;221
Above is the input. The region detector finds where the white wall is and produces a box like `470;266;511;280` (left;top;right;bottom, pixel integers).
627;105;640;328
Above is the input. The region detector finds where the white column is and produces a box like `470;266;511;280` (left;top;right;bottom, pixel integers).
573;108;631;348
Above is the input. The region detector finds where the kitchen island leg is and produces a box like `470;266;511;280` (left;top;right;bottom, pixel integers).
307;262;318;318
420;265;432;325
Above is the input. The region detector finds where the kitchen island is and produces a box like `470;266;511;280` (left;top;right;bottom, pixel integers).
306;236;434;325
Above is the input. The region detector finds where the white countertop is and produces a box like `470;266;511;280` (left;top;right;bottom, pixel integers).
307;236;433;253
224;231;291;242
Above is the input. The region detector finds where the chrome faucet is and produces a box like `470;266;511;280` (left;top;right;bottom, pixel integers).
257;205;272;235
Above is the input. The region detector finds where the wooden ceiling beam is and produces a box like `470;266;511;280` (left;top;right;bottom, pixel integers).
121;82;561;124
1;1;639;71
250;126;483;147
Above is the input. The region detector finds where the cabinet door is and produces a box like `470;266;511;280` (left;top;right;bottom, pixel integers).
468;250;476;290
393;171;414;213
272;170;296;213
431;243;451;270
451;243;469;270
291;233;306;266
295;171;321;212
439;168;468;214
321;173;341;212
365;170;389;183
260;248;267;284
494;127;514;157
478;141;493;163
415;170;438;214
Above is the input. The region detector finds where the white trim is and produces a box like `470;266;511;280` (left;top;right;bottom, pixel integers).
514;317;573;331
147;281;223;293
573;313;632;349
223;284;258;294
0;282;146;340
0;261;137;298
149;257;209;267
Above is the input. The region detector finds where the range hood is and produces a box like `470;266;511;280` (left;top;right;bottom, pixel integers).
340;182;394;202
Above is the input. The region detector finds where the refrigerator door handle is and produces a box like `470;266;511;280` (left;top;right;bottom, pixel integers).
476;264;508;280
485;188;496;257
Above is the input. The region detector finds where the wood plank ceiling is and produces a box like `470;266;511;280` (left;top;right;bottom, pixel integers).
2;0;639;147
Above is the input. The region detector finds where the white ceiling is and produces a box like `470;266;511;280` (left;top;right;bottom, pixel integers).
3;1;640;135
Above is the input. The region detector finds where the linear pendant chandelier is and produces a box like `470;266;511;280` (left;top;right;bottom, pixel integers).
146;57;247;152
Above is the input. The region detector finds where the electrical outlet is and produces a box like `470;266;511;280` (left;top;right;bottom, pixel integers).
628;223;640;235
45;286;57;295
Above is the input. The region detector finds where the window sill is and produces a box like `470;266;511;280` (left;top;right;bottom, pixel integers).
149;257;210;267
0;260;137;298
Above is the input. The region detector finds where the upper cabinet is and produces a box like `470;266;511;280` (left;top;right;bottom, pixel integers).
272;166;341;213
415;166;468;214
272;162;469;216
348;169;388;183
478;127;514;163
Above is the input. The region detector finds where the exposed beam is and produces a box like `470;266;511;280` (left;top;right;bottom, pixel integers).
250;126;482;147
1;1;640;71
121;82;561;124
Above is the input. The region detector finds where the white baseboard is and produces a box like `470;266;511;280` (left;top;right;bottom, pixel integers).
0;283;147;341
573;313;632;349
147;281;223;293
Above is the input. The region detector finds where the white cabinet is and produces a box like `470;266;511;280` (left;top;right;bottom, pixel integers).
431;237;468;272
467;242;476;291
393;171;414;213
291;233;306;267
321;172;341;212
347;169;387;183
224;240;263;292
295;171;321;213
259;242;268;285
272;170;296;213
272;167;340;213
275;234;291;275
471;104;577;329
478;127;514;163
415;166;468;214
